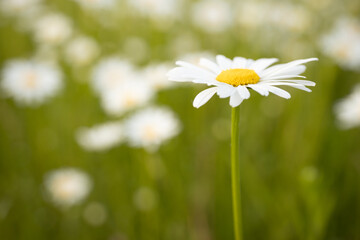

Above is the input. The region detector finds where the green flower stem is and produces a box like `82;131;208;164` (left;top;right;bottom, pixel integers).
231;106;243;240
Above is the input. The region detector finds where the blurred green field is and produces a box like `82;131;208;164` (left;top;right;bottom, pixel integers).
0;0;360;239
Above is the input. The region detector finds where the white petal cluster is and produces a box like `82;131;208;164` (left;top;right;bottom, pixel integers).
101;79;155;116
124;107;181;151
92;57;136;95
191;0;233;33
1;59;63;106
168;55;317;108
71;0;116;10
320;18;360;72
33;13;73;46
64;36;99;67
92;57;155;116
76;122;124;152
334;85;360;129
44;168;92;207
128;0;180;19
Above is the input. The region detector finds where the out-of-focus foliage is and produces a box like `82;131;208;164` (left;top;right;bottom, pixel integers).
0;0;360;239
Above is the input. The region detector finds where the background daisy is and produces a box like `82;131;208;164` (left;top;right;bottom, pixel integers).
44;168;92;208
124;107;181;151
1;59;62;106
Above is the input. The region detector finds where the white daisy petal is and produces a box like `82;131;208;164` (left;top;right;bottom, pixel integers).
200;58;221;74
237;85;250;99
271;65;307;77
261;74;306;81
284;58;319;68
193;78;218;85
216;55;233;70
193;87;219;108
217;85;236;98
249;58;279;73
262;82;312;92
176;61;216;78
248;84;269;96
168;66;217;85
266;86;291;99
232;57;247;69
245;59;255;68
167;67;195;82
262;58;317;78
229;91;244;107
262;79;316;86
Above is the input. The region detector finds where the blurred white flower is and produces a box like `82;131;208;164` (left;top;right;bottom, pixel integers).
44;168;92;207
124;107;181;151
65;36;100;67
267;4;310;32
83;202;107;226
237;2;310;32
101;79;155;116
133;187;158;211
1;59;62;106
71;0;116;10
92;57;135;95
0;0;41;17
191;0;233;34
334;84;360;129
320;18;360;72
76;121;124;152
33;13;73;46
142;63;174;91
128;0;180;19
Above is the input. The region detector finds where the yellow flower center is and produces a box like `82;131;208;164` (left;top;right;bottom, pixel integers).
24;72;37;89
216;69;260;86
144;126;157;141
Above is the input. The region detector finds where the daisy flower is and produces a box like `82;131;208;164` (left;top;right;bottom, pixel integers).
64;36;100;67
124;107;181;151
320;17;360;72
44;168;92;208
91;57;135;96
76;121;124;152
191;0;233;34
168;55;318;108
1;59;63;106
334;84;360;129
32;12;73;46
100;79;155;116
